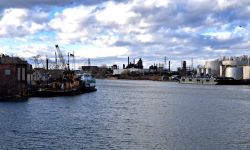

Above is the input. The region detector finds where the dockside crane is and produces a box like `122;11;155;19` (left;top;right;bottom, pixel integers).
55;44;67;70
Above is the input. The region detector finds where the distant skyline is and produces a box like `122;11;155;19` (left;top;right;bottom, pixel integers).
0;0;250;69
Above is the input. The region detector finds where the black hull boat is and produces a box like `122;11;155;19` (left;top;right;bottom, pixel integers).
32;88;81;97
215;78;250;85
32;86;97;97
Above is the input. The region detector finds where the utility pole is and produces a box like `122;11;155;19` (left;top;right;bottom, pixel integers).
73;51;75;70
67;52;70;70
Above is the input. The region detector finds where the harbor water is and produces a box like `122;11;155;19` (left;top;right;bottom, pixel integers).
0;79;250;149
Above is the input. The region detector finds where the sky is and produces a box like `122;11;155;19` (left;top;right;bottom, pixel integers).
0;0;250;69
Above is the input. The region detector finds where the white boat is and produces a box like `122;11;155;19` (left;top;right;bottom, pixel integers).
80;73;96;91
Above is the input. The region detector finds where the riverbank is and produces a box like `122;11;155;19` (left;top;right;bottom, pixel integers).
96;74;173;82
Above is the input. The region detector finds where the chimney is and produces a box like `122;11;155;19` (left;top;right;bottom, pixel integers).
128;56;129;66
169;61;171;72
46;58;49;71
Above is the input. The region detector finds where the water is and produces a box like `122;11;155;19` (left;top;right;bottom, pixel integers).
0;79;250;150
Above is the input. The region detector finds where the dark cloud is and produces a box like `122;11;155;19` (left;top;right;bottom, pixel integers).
0;0;127;9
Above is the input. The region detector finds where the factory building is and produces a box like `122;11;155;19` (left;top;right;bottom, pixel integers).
200;55;250;80
113;57;144;75
0;54;31;98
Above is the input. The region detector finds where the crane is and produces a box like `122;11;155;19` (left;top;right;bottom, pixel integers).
55;44;67;70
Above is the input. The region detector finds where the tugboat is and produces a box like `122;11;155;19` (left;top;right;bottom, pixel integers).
32;70;82;97
30;44;97;97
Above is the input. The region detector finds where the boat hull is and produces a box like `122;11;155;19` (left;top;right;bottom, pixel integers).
32;87;97;97
216;79;250;85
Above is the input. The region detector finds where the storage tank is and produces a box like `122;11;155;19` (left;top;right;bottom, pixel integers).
201;68;206;74
205;60;221;76
225;67;243;80
243;66;250;79
206;68;211;75
222;58;248;66
220;66;224;77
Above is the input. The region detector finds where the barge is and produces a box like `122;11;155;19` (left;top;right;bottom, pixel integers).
179;77;217;85
179;77;250;85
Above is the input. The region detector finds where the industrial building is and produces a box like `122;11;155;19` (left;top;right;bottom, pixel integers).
0;54;31;99
113;57;144;75
198;55;250;80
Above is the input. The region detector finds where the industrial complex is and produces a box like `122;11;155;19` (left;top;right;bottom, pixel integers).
1;51;250;100
197;55;250;80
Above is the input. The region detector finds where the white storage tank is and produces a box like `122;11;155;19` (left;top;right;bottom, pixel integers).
201;68;206;74
205;60;221;76
222;57;248;66
206;68;211;75
220;65;224;77
225;67;243;80
243;66;250;79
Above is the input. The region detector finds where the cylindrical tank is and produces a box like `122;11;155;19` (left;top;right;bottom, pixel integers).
201;68;206;74
222;59;248;66
220;65;224;77
243;66;250;79
206;68;211;75
225;67;243;80
205;60;221;76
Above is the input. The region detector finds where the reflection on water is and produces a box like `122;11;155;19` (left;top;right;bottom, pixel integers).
0;79;250;149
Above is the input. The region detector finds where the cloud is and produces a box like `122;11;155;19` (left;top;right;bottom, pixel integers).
0;8;48;37
0;0;127;9
48;5;95;43
1;0;250;68
95;1;138;25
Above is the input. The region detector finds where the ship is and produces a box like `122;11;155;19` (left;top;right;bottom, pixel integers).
31;71;96;97
215;77;250;85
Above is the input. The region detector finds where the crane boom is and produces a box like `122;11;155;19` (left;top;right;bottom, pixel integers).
55;44;66;70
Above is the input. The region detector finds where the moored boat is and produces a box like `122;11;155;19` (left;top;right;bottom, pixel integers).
31;71;96;97
80;73;97;92
179;77;217;85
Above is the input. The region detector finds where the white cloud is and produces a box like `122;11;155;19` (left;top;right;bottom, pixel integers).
49;5;94;43
1;0;250;67
0;8;47;37
15;44;52;58
95;1;137;25
136;34;153;43
76;46;129;58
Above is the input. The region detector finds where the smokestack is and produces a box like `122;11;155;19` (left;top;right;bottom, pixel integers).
183;61;186;69
169;61;170;72
46;58;49;71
